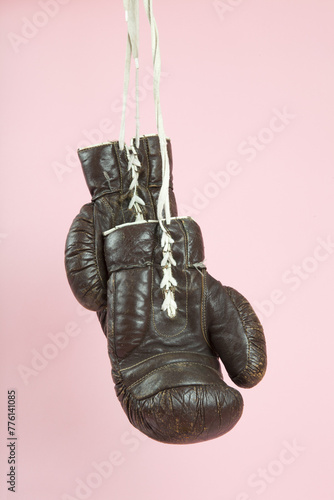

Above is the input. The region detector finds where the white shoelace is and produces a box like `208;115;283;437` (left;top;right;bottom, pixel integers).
126;140;145;221
119;0;177;318
160;229;177;318
143;0;171;226
120;0;140;150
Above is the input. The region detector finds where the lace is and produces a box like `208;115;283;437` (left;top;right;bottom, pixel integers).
119;0;140;150
143;0;171;225
160;229;177;318
119;0;177;317
126;140;145;221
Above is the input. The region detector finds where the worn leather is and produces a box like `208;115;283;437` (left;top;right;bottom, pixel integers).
65;135;267;444
104;217;266;443
65;135;177;315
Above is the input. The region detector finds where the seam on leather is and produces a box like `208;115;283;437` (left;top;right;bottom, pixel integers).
127;361;222;391
109;262;153;273
143;136;151;188
225;286;251;380
101;197;115;224
132;383;226;402
178;219;188;269
92;203;106;292
120;350;217;372
92;190;118;201
109;275;124;380
107;276;115;343
201;270;213;350
143;136;156;218
114;142;126;223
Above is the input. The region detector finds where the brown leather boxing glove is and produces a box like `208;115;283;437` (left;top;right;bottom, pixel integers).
101;216;266;444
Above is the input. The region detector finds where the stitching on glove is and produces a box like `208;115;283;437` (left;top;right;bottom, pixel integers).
178;219;189;269
101;197;116;223
114;143;126;223
108;275;124;379
119;350;218;372
200;270;213;350
129;382;226;402
92;190;119;201
92;204;106;291
109;262;154;273
103;171;114;194
132;383;227;402
127;361;222;391
78;141;112;152
143;136;150;189
106;276;116;355
225;287;251;380
107;275;116;345
143;136;156;218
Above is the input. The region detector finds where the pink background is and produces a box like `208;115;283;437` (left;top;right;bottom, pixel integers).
1;0;334;499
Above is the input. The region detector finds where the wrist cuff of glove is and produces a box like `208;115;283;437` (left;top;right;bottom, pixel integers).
78;135;174;200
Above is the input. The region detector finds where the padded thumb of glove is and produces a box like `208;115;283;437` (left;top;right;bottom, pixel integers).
207;275;267;388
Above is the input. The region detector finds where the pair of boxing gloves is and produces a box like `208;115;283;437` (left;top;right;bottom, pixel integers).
65;135;267;445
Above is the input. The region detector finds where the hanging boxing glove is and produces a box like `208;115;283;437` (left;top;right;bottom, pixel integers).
65;0;267;445
65;135;178;324
102;216;266;444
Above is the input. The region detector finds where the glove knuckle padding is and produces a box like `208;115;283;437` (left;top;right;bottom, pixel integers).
104;217;245;444
65;203;108;311
207;277;267;388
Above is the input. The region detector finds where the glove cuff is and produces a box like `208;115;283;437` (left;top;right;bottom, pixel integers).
78;134;174;200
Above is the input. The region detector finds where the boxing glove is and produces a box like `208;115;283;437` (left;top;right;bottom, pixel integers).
65;134;178;331
65;136;267;444
102;217;266;444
